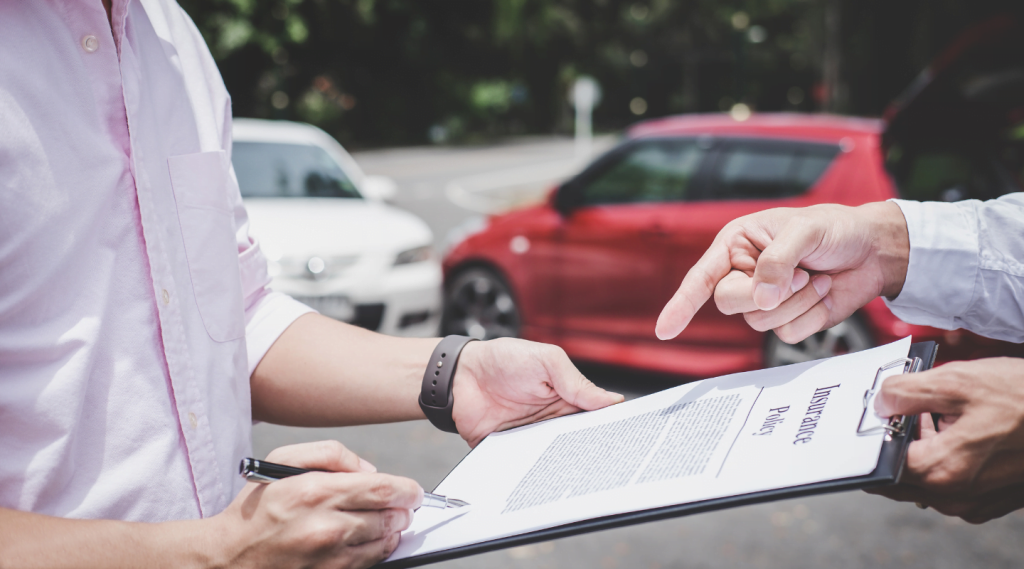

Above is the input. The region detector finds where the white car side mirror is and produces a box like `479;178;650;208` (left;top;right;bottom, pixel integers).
361;175;398;202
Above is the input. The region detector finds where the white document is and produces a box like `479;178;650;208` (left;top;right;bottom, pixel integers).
389;337;912;562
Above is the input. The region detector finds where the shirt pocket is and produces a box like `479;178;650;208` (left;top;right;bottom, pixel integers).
168;150;245;342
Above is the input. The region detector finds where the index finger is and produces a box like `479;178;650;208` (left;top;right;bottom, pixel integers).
323;472;425;511
656;241;732;340
266;440;376;474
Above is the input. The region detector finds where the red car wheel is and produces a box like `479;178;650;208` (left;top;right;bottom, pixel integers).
442;268;521;340
764;315;873;367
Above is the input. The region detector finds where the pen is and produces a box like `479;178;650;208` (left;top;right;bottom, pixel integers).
239;458;469;509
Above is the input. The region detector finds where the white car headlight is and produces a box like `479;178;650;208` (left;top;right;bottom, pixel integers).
394;245;433;266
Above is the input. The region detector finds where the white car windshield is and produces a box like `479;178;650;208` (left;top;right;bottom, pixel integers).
232;141;362;199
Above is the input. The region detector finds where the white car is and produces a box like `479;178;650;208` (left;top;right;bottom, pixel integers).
231;118;441;337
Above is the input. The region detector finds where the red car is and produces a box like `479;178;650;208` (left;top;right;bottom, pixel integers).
442;20;1024;378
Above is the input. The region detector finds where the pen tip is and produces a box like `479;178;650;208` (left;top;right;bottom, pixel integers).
448;498;470;508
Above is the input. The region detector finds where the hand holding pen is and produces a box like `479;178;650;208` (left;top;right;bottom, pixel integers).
213;441;427;567
240;458;469;509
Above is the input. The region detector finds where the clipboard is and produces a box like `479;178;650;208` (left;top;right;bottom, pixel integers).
380;341;938;569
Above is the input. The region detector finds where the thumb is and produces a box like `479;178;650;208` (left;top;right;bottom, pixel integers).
548;348;624;411
751;217;826;311
569;378;626;411
265;440;377;474
874;370;966;418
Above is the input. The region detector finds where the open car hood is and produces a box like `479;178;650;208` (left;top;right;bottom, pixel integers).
883;15;1024;149
881;15;1024;203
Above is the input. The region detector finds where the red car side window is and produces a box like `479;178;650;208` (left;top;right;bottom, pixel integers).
709;140;839;201
581;140;706;206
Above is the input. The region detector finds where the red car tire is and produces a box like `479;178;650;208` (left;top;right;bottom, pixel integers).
442;266;522;340
763;314;874;367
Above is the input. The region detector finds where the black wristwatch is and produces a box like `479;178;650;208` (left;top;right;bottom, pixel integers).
419;335;477;434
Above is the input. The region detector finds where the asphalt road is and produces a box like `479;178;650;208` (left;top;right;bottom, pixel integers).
252;137;1024;569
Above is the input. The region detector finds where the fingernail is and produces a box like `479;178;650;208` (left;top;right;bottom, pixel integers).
822;295;833;310
812;274;831;297
611;392;625;404
791;270;809;293
358;458;377;473
753;282;780;310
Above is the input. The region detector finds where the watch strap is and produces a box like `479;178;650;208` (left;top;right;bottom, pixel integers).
419;335;477;434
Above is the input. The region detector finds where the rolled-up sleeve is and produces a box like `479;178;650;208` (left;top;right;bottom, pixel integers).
886;193;1024;342
226;143;314;376
238;236;314;377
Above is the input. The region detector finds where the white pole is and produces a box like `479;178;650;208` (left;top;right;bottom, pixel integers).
573;77;597;162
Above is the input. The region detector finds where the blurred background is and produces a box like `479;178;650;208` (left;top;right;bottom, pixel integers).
185;1;1024;567
187;0;1015;146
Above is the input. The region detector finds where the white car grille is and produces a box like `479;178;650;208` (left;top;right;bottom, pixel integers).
269;254;359;280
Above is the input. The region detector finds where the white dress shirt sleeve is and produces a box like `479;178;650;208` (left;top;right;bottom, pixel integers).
886;193;1024;342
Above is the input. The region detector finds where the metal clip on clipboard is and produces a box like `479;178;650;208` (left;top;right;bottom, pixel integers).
857;356;924;437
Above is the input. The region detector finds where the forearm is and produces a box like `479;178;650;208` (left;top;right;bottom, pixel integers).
0;508;216;569
250;313;438;426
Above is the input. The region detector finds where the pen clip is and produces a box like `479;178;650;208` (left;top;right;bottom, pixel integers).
239;458;283;484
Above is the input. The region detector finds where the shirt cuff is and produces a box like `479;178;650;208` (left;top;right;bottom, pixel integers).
244;292;315;377
883;199;980;330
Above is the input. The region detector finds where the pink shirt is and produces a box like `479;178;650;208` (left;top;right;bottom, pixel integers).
0;0;311;521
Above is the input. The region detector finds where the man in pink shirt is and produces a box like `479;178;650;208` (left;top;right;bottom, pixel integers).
0;1;623;566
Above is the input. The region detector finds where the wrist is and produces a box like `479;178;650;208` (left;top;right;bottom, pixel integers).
454;340;485;381
194;516;235;569
148;518;229;569
451;340;484;400
863;201;910;299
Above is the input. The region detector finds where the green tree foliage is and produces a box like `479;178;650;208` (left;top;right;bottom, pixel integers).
179;0;1022;148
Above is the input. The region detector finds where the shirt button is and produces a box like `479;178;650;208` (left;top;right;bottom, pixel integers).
161;289;170;304
188;412;198;430
81;35;99;53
